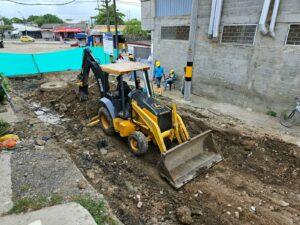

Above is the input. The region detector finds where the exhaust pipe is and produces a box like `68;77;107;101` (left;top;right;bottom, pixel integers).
259;0;272;35
269;0;281;38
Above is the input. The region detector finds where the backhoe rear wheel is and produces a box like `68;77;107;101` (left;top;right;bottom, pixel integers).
99;106;114;136
128;131;148;156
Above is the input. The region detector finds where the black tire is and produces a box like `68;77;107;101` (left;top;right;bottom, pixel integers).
99;106;115;135
128;131;148;156
280;109;297;128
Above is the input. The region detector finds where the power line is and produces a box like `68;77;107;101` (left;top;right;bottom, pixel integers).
0;0;76;6
0;0;141;6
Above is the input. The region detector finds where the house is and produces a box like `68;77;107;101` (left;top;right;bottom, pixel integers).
41;23;60;40
11;23;42;39
127;40;151;60
52;23;87;41
90;25;126;48
141;0;300;112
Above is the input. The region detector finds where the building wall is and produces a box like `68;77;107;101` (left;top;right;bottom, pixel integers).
142;0;300;113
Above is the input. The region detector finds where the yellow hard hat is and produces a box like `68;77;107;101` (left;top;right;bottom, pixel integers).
170;69;174;73
128;54;134;59
156;61;161;67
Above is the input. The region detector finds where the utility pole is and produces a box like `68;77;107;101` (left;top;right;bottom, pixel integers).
112;0;119;57
184;0;199;101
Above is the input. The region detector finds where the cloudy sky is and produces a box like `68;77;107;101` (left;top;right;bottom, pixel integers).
0;0;141;22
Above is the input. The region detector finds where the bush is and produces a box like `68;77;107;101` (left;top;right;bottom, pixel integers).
0;73;10;103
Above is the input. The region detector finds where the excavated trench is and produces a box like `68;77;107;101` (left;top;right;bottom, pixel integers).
11;77;300;225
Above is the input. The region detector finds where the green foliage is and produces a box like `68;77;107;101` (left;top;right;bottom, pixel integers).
1;17;12;25
95;3;125;25
0;119;10;136
0;73;10;103
267;110;277;117
8;195;63;214
28;14;64;27
11;17;23;24
74;196;106;225
123;19;149;41
0;25;13;31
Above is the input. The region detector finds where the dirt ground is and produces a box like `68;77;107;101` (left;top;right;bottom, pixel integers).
0;41;71;53
9;74;300;225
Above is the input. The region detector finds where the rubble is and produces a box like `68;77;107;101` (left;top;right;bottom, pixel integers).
176;206;193;225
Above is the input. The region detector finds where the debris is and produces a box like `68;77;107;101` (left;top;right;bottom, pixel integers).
246;107;253;112
59;103;68;113
97;139;108;150
237;207;243;212
35;139;46;146
0;134;19;142
176;206;193;225
35;145;44;150
276;200;289;207
124;181;138;193
269;206;275;211
250;206;256;213
137;201;143;208
35;110;44;116
226;211;231;215
0;138;17;149
86;169;95;179
234;211;239;219
100;148;108;155
77;180;87;190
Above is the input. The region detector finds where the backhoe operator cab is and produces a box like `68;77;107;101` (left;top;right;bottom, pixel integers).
77;48;222;189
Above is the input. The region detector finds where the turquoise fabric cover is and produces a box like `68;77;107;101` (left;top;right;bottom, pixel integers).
0;47;115;77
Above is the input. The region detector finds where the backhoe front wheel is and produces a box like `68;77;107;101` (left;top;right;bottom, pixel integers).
99;106;115;135
128;131;148;156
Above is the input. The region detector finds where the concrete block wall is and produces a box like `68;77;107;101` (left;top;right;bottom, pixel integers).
142;0;300;113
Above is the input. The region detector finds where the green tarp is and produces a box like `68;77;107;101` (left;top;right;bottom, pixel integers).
0;47;114;77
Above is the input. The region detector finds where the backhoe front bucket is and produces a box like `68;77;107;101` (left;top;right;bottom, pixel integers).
158;130;222;189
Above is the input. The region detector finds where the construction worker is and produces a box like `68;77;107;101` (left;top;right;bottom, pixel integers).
163;69;177;91
153;61;164;88
128;53;136;81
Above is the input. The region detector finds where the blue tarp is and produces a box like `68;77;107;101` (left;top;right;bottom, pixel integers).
0;47;116;78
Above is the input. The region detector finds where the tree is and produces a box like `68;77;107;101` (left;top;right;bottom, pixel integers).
1;17;12;25
11;17;23;24
123;19;149;41
95;3;125;26
29;14;64;27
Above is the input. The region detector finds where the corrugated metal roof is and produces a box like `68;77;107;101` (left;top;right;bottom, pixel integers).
156;0;192;17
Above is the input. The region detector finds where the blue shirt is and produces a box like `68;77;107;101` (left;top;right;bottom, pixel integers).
153;66;164;78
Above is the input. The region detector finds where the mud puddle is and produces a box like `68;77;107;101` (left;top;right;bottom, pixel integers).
11;77;300;225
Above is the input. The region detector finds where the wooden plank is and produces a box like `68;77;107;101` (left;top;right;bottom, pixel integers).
101;62;150;75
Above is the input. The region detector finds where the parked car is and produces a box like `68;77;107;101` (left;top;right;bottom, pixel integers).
20;35;35;43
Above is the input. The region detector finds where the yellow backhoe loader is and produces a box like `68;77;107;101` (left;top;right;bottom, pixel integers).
77;49;222;188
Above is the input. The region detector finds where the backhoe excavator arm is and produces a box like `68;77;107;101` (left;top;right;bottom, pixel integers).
77;48;109;101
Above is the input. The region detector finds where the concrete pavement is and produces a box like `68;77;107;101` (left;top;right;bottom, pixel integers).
0;152;13;215
0;203;97;225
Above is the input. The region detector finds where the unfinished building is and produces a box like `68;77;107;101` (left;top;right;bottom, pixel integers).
141;0;300;112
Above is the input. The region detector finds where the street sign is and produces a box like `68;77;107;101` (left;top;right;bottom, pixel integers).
103;33;114;56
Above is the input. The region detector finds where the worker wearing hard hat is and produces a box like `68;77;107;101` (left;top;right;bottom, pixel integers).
153;61;165;88
163;69;177;91
128;53;136;81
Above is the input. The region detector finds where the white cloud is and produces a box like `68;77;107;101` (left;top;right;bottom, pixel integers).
0;0;141;21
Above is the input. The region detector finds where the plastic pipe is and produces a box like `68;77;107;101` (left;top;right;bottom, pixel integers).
208;0;217;38
212;0;223;39
269;0;281;38
259;0;272;35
